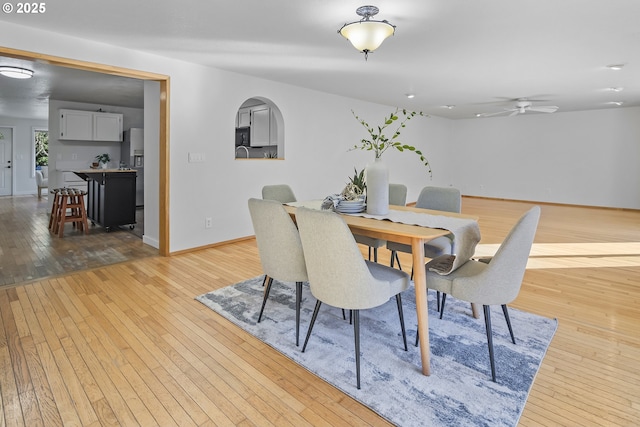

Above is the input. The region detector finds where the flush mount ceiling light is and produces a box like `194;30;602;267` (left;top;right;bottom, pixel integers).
0;66;34;79
607;64;625;70
406;94;415;99
338;5;395;60
607;87;624;92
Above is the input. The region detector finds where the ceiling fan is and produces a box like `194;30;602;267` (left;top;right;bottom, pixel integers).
477;99;559;117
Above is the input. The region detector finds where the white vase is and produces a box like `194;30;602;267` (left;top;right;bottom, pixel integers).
100;162;108;169
366;158;389;215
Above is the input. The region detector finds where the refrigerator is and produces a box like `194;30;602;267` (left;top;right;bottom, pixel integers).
121;128;144;207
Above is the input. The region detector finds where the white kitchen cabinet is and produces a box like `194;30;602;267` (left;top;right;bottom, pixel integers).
59;109;93;140
250;106;270;147
93;112;123;141
59;109;123;141
237;108;251;128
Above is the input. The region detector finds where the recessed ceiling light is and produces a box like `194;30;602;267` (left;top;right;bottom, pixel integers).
0;66;34;79
443;105;455;109
608;101;624;106
607;64;624;70
608;87;624;92
406;94;415;99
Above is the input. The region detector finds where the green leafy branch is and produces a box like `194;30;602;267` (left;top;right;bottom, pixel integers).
350;108;432;177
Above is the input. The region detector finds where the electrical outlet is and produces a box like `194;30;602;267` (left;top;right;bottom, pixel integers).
71;153;78;160
205;217;212;229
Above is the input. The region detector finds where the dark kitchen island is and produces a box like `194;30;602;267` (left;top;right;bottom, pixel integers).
73;169;137;232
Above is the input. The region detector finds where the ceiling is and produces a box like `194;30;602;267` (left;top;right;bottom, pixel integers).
1;0;639;120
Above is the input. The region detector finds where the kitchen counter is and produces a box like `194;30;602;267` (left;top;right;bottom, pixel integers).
73;168;137;173
73;170;137;231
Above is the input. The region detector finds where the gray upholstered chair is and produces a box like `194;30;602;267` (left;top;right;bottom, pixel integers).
426;206;541;382
388;186;461;311
388;186;461;270
248;198;308;346
261;184;297;203
354;183;408;262
296;207;410;389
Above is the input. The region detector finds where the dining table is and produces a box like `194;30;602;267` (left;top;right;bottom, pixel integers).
284;202;479;376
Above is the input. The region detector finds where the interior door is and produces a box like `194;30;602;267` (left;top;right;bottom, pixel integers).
0;127;12;196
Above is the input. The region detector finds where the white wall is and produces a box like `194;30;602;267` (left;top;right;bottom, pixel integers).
0;116;48;195
451;107;640;209
2;21;638;254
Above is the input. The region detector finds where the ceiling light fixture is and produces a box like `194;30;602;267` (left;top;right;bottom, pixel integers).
444;105;455;109
0;66;34;79
406;94;415;99
608;87;624;92
609;101;624;106
338;5;395;60
607;64;624;70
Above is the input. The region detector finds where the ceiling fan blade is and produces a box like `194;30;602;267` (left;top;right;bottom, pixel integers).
528;106;558;113
509;110;520;117
477;109;514;117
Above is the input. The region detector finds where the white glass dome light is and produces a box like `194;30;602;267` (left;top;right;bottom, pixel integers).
0;66;34;79
339;6;395;60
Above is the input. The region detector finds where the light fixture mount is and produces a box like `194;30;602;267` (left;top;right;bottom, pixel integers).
338;5;396;60
0;66;34;79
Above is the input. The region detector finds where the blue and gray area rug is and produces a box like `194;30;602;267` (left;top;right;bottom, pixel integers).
196;276;557;427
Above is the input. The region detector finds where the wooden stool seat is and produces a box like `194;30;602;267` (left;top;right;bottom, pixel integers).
50;188;89;237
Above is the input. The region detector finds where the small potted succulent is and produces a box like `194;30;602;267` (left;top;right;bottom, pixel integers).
95;153;111;169
340;168;366;201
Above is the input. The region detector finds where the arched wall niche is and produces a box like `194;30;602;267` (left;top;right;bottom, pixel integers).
234;97;284;159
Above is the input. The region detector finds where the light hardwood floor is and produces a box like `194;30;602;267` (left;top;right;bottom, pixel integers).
1;197;639;426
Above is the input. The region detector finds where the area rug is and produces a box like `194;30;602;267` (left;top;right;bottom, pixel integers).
196;277;557;427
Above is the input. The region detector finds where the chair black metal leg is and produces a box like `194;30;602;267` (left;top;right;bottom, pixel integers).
295;281;302;346
483;305;497;382
302;300;322;352
439;293;447;319
367;246;372;260
353;309;361;389
373;247;378;263
258;277;274;323
262;274;268;287
436;291;441;312
342;309;346;320
395;294;408;351
502;304;516;344
390;250;402;271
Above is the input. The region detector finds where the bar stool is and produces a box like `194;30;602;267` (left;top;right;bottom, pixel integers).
51;188;89;237
48;188;64;231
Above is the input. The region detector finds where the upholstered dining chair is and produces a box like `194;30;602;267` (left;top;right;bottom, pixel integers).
260;184;298;287
296;207;410;390
354;183;408;262
248;198;308;346
425;206;541;382
261;184;297;203
388;186;461;311
388;186;461;270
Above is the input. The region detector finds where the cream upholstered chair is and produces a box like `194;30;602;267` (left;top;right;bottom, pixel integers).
388;186;461;311
261;184;297;203
426;206;541;382
354;183;407;262
35;166;49;198
388;186;461;270
260;184;297;287
296;207;410;389
248;198;308;346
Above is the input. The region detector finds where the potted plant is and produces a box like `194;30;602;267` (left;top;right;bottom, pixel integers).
350;108;431;214
95;153;111;169
341;168;366;201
